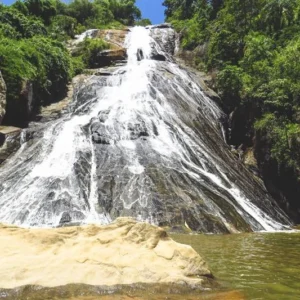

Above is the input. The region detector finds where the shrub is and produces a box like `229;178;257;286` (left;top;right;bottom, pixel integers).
73;38;110;68
24;0;57;25
0;7;47;38
49;15;77;39
0;23;21;39
71;55;85;76
0;36;72;105
135;18;152;26
216;65;243;111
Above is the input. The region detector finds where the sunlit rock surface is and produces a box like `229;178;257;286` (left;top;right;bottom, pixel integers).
97;29;129;48
0;218;212;289
70;29;128;68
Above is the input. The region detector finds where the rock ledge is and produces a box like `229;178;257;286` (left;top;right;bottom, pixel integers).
0;218;212;289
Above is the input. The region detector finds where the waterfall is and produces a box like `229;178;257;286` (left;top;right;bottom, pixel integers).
0;26;292;232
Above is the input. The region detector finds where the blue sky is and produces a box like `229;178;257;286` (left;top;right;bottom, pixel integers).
1;0;166;24
1;0;14;4
136;0;165;25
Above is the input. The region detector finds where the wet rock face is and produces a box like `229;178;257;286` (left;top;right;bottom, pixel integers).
91;117;150;144
91;121;112;144
94;49;127;67
2;79;34;128
141;25;178;62
83;62;287;232
149;24;177;56
0;26;292;231
0;126;22;164
255;133;300;224
0;72;6;125
137;48;144;61
150;51;166;61
127;121;149;140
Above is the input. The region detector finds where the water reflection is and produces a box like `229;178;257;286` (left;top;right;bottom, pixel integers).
173;232;300;300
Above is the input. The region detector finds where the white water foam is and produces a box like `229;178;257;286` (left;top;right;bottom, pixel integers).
0;26;292;231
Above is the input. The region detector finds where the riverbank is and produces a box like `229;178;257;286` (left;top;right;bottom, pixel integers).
0;284;244;300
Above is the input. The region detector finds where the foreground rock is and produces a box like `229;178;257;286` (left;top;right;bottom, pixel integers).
0;218;213;289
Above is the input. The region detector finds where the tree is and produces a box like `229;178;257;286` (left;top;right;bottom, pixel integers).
261;0;299;33
135;18;152;26
210;0;224;19
67;0;96;25
0;7;47;38
107;0;141;25
12;0;29;15
49;15;77;39
24;0;57;24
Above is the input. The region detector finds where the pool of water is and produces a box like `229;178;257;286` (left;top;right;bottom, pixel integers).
1;231;299;299
173;231;300;300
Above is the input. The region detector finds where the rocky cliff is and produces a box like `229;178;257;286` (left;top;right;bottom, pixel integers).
0;25;291;233
176;36;300;226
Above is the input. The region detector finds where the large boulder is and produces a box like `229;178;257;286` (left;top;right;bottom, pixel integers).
93;48;127;68
0;218;213;289
0;71;6;124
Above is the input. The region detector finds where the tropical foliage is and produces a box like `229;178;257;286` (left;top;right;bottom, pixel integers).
0;0;143;126
163;0;300;177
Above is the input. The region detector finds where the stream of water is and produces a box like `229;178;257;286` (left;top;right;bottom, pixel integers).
0;26;292;233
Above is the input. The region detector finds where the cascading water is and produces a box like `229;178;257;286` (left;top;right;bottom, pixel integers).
0;25;292;232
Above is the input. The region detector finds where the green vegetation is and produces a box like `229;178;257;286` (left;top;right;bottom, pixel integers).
0;0;143;126
0;36;72;102
72;38;110;69
163;0;300;176
135;18;151;26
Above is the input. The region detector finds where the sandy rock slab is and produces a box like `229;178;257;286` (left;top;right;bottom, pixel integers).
0;218;213;290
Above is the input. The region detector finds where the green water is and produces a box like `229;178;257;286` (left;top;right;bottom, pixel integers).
1;231;299;300
173;231;300;300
